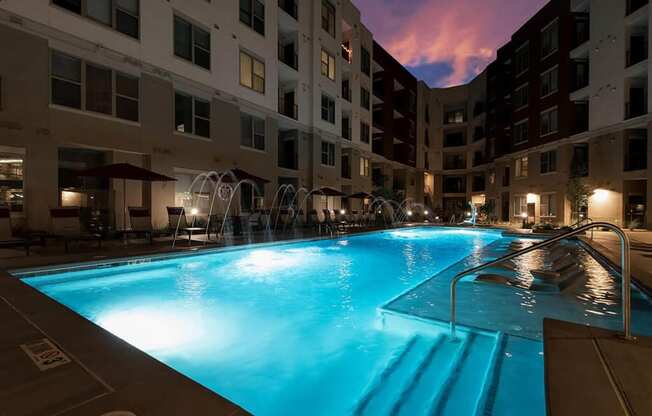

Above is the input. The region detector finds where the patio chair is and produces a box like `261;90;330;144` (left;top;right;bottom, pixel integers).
0;207;32;255
49;207;102;253
167;207;206;244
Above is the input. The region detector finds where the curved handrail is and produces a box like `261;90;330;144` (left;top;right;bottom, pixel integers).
449;222;632;340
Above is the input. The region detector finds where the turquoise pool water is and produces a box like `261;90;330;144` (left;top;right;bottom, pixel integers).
18;227;644;415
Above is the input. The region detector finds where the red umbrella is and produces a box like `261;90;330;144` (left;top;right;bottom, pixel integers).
76;163;177;230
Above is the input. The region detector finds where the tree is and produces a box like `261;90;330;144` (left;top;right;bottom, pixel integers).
566;177;591;223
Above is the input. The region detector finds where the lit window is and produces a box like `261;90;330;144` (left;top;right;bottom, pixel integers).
0;153;24;212
515;156;528;178
321;49;336;81
540;193;557;218
513;195;528;217
240;51;265;93
359;157;370;177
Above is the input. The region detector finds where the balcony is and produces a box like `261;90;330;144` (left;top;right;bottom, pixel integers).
278;97;298;120
278;0;298;20
626;40;648;68
278;43;298;71
627;0;648;16
572;13;590;49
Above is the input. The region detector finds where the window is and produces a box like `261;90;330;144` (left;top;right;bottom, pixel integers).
425;129;430;147
444;131;466;147
360;122;370;143
321;0;335;37
360;157;370;177
51;50;82;109
540;66;558;97
361;46;371;76
50;50;139;121
515;156;528;178
52;0;140;39
424;152;430;170
240;51;265;93
115;73;139;122
571;144;589;177
321;49;336;81
321;141;335;166
239;0;265;35
540;150;557;174
515;42;529;75
514;84;529;109
503;167;510;187
240;112;265;150
175;92;210;138
444;109;466;124
541;19;559;58
174;16;210;70
321;94;335;124
360;87;370;110
514;119;529;144
341;154;351;178
0;152;24;212
540;107;558;136
513;195;528;217
86;64;112;115
540;193;557;218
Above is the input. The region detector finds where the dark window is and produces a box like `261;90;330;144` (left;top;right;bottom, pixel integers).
571;144;589;177
175;92;210;138
85;64;112;115
241;113;266;150
360;122;370;143
51;50;82;109
444;131;466;147
540;150;557;174
53;0;82;14
321;141;335;166
443;176;466;193
361;47;371;76
240;0;265;35
541;19;559;58
515;43;529;74
53;0;139;39
472;175;485;192
321;0;335;37
625;130;647;171
425;129;430;147
174;16;210;70
502;167;510;187
341;154;351;179
321;94;335;124
116;73;139;122
361;87;370;110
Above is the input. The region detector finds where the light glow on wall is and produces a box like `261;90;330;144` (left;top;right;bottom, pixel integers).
592;189;609;204
526;193;537;204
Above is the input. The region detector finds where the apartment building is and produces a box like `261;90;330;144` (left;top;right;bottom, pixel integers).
370;41;420;201
0;0;381;231
424;0;652;228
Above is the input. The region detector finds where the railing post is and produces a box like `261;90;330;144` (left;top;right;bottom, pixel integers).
620;230;633;340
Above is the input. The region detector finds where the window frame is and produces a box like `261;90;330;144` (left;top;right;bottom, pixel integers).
174;91;210;138
321;93;335;124
540;150;557;174
359;157;370;177
540;193;557;218
540;107;559;137
320;48;336;81
515;156;529;178
514;83;529;110
239;0;265;36
51;0;140;39
360;87;371;110
360;46;371;76
321;140;336;167
321;0;335;38
360;121;370;144
240;112;266;151
239;50;266;94
540;65;559;98
540;18;559;60
173;15;211;70
514;41;530;76
513;118;529;144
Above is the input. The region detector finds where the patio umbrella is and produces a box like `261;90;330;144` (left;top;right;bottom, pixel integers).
76;163;177;231
346;191;373;199
217;168;270;184
317;187;346;197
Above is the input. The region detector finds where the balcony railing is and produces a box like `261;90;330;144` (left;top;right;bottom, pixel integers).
278;97;298;120
278;0;298;20
627;0;648;16
278;44;298;70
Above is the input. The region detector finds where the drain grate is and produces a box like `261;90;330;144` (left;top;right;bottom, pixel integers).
20;338;71;371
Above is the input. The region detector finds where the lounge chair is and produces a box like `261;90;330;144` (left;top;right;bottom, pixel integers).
49;207;102;253
0;207;32;255
121;207;169;244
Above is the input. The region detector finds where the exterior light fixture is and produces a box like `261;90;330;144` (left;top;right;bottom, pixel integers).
190;208;199;215
593;189;609;203
520;212;528;219
407;210;413;217
340;209;346;215
424;210;429;215
526;193;537;204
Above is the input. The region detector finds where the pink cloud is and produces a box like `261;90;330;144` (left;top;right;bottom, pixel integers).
354;0;548;87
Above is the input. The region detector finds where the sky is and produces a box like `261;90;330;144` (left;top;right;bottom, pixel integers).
352;0;549;88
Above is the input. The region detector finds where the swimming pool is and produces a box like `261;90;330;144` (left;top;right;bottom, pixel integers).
15;227;652;415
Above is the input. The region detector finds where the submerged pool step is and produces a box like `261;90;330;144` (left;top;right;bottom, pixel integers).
352;335;441;416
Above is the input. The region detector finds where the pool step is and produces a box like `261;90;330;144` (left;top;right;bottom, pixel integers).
353;331;502;416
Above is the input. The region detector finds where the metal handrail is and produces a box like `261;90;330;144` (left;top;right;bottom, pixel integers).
449;222;632;340
570;216;594;239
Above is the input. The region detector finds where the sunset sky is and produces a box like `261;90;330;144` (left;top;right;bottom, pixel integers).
352;0;549;87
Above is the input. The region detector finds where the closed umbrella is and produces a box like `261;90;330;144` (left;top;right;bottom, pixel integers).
76;163;177;231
